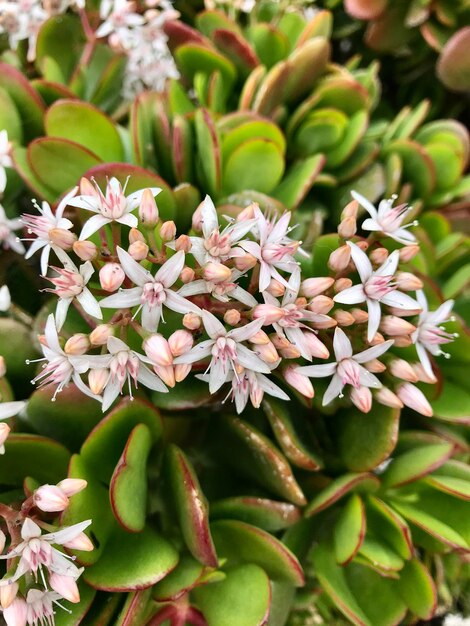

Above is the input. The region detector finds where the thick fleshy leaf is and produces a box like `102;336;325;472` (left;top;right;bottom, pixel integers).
273;154;326;209
164;444;218;567
357;537;404;573
175;43;237;91
223;138;285;194
80;398;163;483
424;475;470;501
195;108;222;197
195;10;242;39
383;140;436;198
0;434;69;486
327;110;369;168
284;38;330;103
394;559;437;620
164;18;213;50
130;92;160;169
0;87;22;142
114;589;153;626
210;497;301;532
211;519;304;586
152;376;211;411
45;100;124;162
153;555;206;602
54;581;96;626
252;61;290;116
437;27;470;92
365;497;413;560
110;424;152;533
249;23;289;68
172;114;194;183
427;380;470;424
221;119;286;160
83;525;179;591
213;29;259;76
193;564;271;626
334;494;366;565
32;79;78;106
173;183;201;232
306;473;380;516
297;10;333;45
0;63;45;139
11;145;56;202
381;443;455;488
35;15;84;83
311;233;340;276
214;416;306;506
0;317;40;387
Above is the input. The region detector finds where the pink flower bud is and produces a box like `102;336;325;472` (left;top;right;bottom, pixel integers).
399;245;420;262
356;240;369;251
139;188;159;227
192;203;203;231
202;262;232;284
393;335;413;347
280;345;302;359
308;295;334;314
3;597;26;625
175;235;191;253
183;312;201;330
0;581;18;609
254;341;279;364
295;297;308;309
369;248;389;265
338;216;357;239
73;240;98;261
224;309;241;326
129;228;145;244
64;333;90;356
350;386;372;413
396;383;433;417
333;310;355;326
328;245;351;272
175;363;191;383
313;316;337;329
144;334;173;367
160;220;176;242
49;228;76;250
181;267;195;283
62;532;94;551
253;304;283;325
237;202;257;221
375;387;404;409
367;331;385;345
250;330;270;345
153;364;175;387
350;308;368;324
57;478;87;497
395;272;423;291
0;423;10;454
284;365;314;398
233;252;258;272
168;330;193;357
303;332;329;359
341;200;359;220
79;177;97;196
88;368;109;395
33;485;69;512
387;306;422;317
49;573;80;603
300;277;334;299
389;358;419;382
413;362;436;384
90;324;113;346
334;278;353;293
99;263;125;292
266;279;286;298
270;334;290;349
380;316;416;336
364;359;386;373
0;356;6;378
128;241;149;261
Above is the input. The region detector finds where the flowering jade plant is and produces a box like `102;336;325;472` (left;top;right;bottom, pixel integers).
0;1;469;626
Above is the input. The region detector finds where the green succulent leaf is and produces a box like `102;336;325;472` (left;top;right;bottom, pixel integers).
394;559;436;620
0;62;45;139
223;138;285;194
306;473;380;516
210;497;301;531
334;494;366;565
365;497;413;560
381;443;455;488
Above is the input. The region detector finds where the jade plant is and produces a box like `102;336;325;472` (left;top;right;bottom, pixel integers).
0;1;469;626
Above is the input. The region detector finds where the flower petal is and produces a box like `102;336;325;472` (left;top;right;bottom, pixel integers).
333;284;366;305
229;317;264;343
77;289;103;321
333;327;353;360
298;362;336;378
137;364;168;392
0;401;26;421
202;310;226;339
165;290;201;315
55;298;71;331
42;519;92;545
351;190;378;219
117;247;152;286
236;344;271;374
155;250;185;287
366;298;382;342
200;195;219;238
322;373;344;406
99;287;143;308
354;339;394;363
79;214;110;240
381;290;420;310
347;241;372;283
375;250;400;277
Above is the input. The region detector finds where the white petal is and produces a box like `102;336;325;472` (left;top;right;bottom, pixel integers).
391;228;416;244
99;287;143;308
165;290;201;315
209;357;229;393
366;298;382;341
102;378;121;412
126;187;161;211
117;247;152;286
77;289;103;320
43;519;92;545
229;286;258;308
267;212;291;243
333;284;366;305
80;261;95;284
55;298;71;331
22;518;42;540
415;290;428;314
155;251;185;287
381;290;420;310
347;241;372;283
375;250;400;277
351;190;378;219
40;245;51;277
236;344;271;374
173;340;214;364
257;374;290;401
322;373;344;406
137;364;168;392
141;303;161;331
416;342;435;380
200;195;219;238
117;214;139;229
44;314;63;355
56;186;79;219
297;362;336;378
333;327;353;361
67;195;101;213
79;214;110;240
24;238;46;260
259;261;272;292
285;326;311;361
427;299;454;325
353;340;394;363
229;317;264;343
282;270;301;305
187;238;208;266
361;218;382;232
72;372;102;402
202;310;225;339
178;280;208;297
358;366;382;389
107;336;130;354
0;400;26;420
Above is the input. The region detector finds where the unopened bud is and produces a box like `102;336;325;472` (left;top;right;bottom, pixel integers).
334;278;353;293
368;332;385;345
300;277;334;298
396;383;433;417
233;253;257;272
350;386;372;413
0;356;6;378
303;332;329;359
73;239;98;261
154;364;175;388
128;241;149;261
380;316;416;336
388;306;422;317
99;263;125;292
57;478;87;497
338;217;357;239
396;272;423;291
0;423;10;453
334;310;355;326
236;202;257;221
375;387;403;409
313;316;337;329
350;308;368;324
181;267;195;283
284;365;314;399
160;220;176;242
253;304;283;325
356;240;369;251
267;279;286;298
369;248;389;265
0;580;18;609
88;368;108;395
79;177;96;196
49;573;80;604
271;334;290;349
399;245;420;262
393;335;414;348
183;312;201;330
309;295;334;314
328;245;351;271
139;188;159;227
254;341;279;364
168;330;193;357
295;297;308;309
389;358;419;382
280;345;302;359
63;532;94;551
175;235;191;253
33;484;69;512
224;309;241;326
129;228;145;244
192;203;203;232
175;363;192;382
90;324;113;346
365;359;386;373
144;334;173;367
64;333;90;355
250;329;270;345
342;200;359;220
203;262;232;284
49;228;76;250
413;362;436;384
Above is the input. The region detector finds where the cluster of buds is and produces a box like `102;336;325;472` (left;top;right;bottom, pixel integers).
0;480;92;626
18;177;457;417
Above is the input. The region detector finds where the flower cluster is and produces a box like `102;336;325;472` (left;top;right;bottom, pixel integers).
0;479;92;626
15;176;457;417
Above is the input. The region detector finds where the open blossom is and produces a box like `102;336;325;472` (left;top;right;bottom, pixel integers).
0;0;47;61
68;178;161;240
22;188;77;276
179;267;258;308
99;248;200;331
412;290;456;380
297;327;393;406
352;191;417;245
334;242;420;342
0;130;12;194
238;206;301;292
0;204;25;255
174;311;270;394
97;0;145;41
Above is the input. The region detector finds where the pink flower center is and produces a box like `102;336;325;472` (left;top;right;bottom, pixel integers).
337;358;361;388
419;323;454;346
102;187;127;219
278;304;304;328
22;215;53;239
379;203;410;232
142;281;166;307
204;230;232;259
364;275;395;300
110;351;139;389
50;268;84;298
212;337;238;364
262;242;297;264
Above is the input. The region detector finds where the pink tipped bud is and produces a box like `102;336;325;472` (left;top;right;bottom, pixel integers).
271;334;290;350
0;581;18;609
63;532;94;551
280;345;302;359
338;216;357;239
399;245;420;262
64;333;90;356
254;341;279;364
343;200;359;220
253;304;283;325
129;228;145;244
266;279;286;298
202;262;232;284
181;267;195;283
0;423;10;452
139;188;159;227
154;364;175;387
356;240;369;251
365;359;386;373
312;316;337;329
388;306;422;317
160;220;176;242
99;263;125;292
334;278;353;293
250;330;270;345
168;330;193;357
175;363;191;383
236;202;257;221
350;308;368;324
144;334;173;367
73;239;98;261
79;177;97;196
380;316;416;336
396;272;423;291
128;241;149;261
303;332;329;359
57;478;87;497
368;332;385;345
175;235;191;253
90;324;113;346
49;228;76;250
0;356;6;378
33;485;69;512
300;277;334;298
284;365;314;398
350;386;372;413
295;297;308;309
328;245;351;272
224;309;241;326
369;248;389;265
389;358;419;382
192;203;203;231
334;310;355;326
233;252;257;272
413;362;436;384
309;295;334;314
49;573;80;603
88;368;108;395
3;597;26;625
393;335;413;347
375;387;404;409
396;383;433;417
183;312;201;330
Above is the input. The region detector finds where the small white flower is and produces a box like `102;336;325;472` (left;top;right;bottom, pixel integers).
226;368;289;413
97;0;145;39
178;268;258;308
334;242;420;342
443;614;470;626
352;191;417;245
297;327;394;406
0;204;25;255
